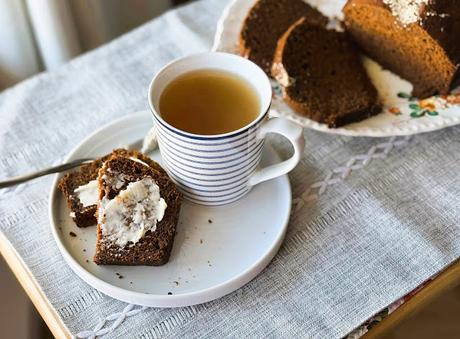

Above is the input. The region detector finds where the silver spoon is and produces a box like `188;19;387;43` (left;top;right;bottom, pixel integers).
0;158;94;189
0;138;148;189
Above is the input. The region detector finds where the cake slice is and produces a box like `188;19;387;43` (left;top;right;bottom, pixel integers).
93;156;182;266
239;0;328;75
272;18;381;127
58;149;164;227
343;0;460;98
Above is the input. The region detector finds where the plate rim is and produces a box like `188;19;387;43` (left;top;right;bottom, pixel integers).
212;0;460;138
48;110;291;307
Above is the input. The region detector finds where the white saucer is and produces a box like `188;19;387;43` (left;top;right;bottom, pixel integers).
49;111;291;307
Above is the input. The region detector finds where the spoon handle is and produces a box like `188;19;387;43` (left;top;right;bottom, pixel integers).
0;158;94;189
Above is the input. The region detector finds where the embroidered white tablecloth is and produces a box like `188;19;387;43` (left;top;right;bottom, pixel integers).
1;0;460;337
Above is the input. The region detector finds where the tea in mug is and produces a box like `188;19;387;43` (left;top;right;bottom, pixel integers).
159;69;260;135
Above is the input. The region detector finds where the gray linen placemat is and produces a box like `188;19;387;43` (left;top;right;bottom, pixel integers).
1;0;460;337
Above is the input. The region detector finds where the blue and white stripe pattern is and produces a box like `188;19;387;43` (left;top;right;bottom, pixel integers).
153;113;268;205
149;52;275;205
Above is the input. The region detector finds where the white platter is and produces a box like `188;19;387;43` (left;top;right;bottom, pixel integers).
213;0;460;137
49;111;291;307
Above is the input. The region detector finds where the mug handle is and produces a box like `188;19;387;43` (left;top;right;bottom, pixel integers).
248;117;305;187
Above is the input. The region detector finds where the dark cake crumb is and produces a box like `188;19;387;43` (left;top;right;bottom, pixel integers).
208;219;212;224
93;156;182;266
168;292;172;295
58;149;168;228
69;232;77;237
240;0;328;74
272;18;381;127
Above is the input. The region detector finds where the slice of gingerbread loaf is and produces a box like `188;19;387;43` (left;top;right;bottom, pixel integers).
93;156;182;266
58;149;164;227
343;0;460;98
272;18;381;127
239;0;328;75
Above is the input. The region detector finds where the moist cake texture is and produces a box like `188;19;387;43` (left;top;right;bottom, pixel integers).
343;0;460;98
93;156;182;266
239;0;328;75
272;18;381;127
58;149;165;227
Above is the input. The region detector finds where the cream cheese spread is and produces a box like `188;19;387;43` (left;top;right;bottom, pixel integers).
74;180;99;207
99;178;167;247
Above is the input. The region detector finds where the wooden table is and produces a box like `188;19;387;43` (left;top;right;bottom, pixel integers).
0;232;71;339
2;225;459;339
364;259;460;338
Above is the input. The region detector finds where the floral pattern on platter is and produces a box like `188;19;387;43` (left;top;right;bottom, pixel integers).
386;91;460;119
272;82;460;124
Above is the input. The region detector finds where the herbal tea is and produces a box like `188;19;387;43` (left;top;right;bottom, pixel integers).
159;69;260;135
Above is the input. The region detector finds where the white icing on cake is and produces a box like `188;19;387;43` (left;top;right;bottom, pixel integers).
99;178;167;247
74;180;99;207
383;0;428;25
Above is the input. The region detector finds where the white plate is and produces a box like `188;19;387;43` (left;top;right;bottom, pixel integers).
213;0;460;137
49;111;291;307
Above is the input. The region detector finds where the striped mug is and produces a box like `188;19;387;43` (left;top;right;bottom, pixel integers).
148;52;304;205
